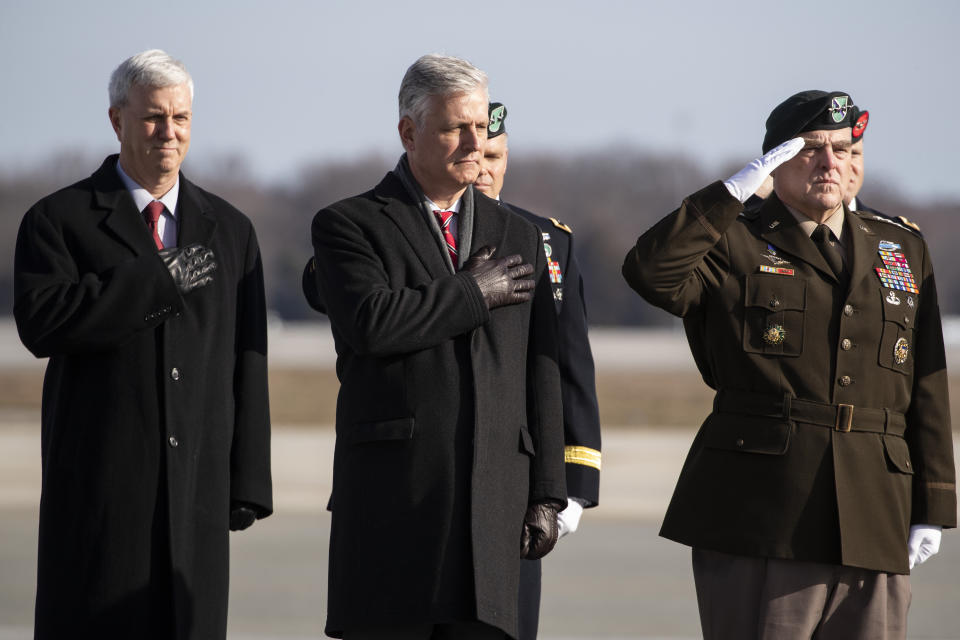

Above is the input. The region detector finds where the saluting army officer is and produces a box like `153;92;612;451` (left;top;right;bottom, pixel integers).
623;91;956;639
474;102;602;640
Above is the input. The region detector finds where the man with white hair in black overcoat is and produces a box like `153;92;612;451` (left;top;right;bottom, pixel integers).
14;49;272;639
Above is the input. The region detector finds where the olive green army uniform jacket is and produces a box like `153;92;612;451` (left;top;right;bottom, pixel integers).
623;181;956;574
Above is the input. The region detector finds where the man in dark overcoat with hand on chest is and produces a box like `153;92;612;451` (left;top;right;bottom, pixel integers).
14;49;272;640
311;54;566;640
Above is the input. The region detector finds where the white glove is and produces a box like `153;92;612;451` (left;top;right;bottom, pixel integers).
908;524;942;569
723;137;806;203
557;498;584;538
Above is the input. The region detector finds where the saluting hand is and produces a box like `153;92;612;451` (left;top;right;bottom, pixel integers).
463;245;535;310
723;137;806;203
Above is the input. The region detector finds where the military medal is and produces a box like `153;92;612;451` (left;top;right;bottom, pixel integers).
762;244;792;266
907;296;915;308
542;233;563;285
759;265;795;276
762;324;786;346
885;291;901;306
875;245;919;294
893;337;909;365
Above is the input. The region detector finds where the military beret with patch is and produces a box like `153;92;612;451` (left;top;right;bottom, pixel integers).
488;102;507;138
762;90;857;153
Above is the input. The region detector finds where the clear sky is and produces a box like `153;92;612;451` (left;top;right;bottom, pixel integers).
2;0;957;202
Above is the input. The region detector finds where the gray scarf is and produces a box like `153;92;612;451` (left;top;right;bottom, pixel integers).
392;154;475;273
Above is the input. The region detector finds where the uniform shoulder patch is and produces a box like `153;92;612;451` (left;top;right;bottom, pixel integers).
549;217;573;234
897;216;922;233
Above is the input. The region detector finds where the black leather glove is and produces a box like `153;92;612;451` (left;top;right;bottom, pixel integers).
462;245;535;310
520;500;562;560
159;244;217;294
229;503;258;531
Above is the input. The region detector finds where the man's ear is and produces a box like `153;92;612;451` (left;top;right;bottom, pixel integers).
108;107;122;142
398;116;416;152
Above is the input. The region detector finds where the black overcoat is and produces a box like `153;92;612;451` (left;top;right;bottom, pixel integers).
311;172;566;638
504;203;602;640
623;182;956;574
13;156;273;639
505;203;602;504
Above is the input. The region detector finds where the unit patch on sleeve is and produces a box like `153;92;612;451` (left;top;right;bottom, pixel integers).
542;232;563;285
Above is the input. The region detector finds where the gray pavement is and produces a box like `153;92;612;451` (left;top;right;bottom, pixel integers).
2;424;959;638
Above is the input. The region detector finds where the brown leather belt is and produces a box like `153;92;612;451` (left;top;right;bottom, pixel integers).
715;389;906;436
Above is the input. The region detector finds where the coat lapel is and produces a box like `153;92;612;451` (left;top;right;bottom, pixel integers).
759;196;838;284
375;173;450;279
846;210;879;291
92;157;158;256
176;176;217;248
471;195;508;257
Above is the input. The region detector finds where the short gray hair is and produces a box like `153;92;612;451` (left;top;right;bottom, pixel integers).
109;49;194;108
399;54;488;128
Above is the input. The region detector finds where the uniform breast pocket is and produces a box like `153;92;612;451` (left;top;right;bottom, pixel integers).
742;274;806;357
878;289;916;374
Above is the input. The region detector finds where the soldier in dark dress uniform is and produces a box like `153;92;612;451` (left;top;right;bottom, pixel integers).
622;91;955;639
474;103;602;640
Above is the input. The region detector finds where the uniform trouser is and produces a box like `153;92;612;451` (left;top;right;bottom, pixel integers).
692;548;911;640
342;621;505;639
517;557;542;640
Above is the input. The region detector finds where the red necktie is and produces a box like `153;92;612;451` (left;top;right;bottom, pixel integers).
434;210;457;268
144;201;165;250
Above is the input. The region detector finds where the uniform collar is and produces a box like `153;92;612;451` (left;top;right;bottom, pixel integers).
784;202;845;244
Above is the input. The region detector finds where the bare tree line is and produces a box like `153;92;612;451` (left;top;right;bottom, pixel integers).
3;150;958;325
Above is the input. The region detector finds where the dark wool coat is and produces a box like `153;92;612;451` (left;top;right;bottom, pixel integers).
311;172;566;639
623;182;956;574
504;203;602;640
14;156;273;639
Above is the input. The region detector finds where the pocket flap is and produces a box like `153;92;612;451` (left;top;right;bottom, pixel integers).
745;274;806;311
703;413;792;455
346;418;415;445
880;289;917;329
519;426;536;456
882;434;914;474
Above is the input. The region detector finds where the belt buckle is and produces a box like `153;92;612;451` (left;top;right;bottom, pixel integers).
835;404;854;432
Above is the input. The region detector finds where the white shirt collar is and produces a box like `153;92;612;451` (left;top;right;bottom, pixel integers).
426;197;462;214
115;160;179;218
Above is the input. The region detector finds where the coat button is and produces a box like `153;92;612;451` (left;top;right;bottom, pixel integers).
736;438;745;447
769;297;780;308
839;375;852;387
841;338;852;351
904;316;910;325
168;436;179;448
843;304;854;317
170;367;181;381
